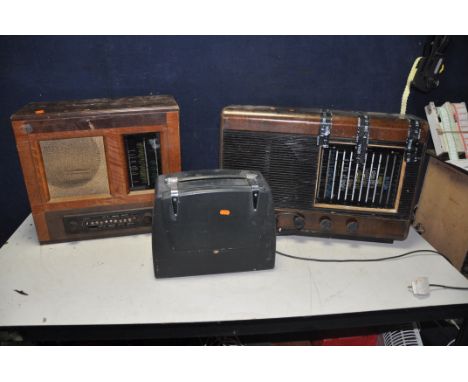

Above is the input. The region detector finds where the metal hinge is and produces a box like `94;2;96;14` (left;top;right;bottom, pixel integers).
165;177;179;216
405;119;422;163
316;110;332;148
354;114;370;164
246;172;260;210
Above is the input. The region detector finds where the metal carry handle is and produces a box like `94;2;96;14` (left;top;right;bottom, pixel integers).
165;172;260;216
168;173;257;183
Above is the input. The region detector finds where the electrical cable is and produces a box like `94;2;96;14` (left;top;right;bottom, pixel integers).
428;284;468;291
276;250;468;292
448;319;461;331
444;320;460;346
276;249;453;265
400;56;422;115
433;320;455;343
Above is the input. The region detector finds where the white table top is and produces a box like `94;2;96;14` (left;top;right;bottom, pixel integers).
1;215;467;327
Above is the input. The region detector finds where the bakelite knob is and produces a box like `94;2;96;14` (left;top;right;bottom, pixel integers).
68;220;79;232
346;219;359;233
293;215;305;230
319;217;332;232
143;213;153;226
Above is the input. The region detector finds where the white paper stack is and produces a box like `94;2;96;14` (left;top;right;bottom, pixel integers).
425;102;468;160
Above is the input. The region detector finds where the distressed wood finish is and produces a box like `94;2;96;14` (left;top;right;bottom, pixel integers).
276;208;411;242
11;95;181;244
11;95;178;120
222;106;429;143
414;157;468;270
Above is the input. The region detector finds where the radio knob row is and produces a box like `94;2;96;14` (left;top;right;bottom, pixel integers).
85;217;135;226
66;212;153;233
291;215;359;233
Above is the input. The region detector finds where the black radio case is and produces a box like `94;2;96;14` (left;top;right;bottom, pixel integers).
152;169;276;278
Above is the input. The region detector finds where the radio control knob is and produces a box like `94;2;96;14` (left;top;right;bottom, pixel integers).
346;219;359;233
293;215;305;230
319;217;332;232
143;213;153;226
68;220;79;232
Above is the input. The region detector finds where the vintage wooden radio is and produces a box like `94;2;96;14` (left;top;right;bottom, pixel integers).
220;106;429;242
11;95;181;244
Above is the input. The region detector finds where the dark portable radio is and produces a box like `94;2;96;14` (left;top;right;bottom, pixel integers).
152;169;276;278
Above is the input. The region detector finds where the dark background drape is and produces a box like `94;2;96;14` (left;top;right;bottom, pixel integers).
1;36;467;245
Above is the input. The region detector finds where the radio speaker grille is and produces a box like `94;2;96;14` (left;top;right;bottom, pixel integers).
40;136;110;199
222;130;317;209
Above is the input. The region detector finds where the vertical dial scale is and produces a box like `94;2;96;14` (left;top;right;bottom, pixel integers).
315;145;405;211
125;133;162;191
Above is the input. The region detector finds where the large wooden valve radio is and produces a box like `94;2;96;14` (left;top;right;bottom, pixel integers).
220;106;429;243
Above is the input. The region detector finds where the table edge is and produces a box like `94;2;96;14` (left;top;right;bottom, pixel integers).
4;303;468;342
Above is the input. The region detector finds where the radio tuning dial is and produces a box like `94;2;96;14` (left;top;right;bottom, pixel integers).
293;215;305;230
319;217;332;232
68;220;79;233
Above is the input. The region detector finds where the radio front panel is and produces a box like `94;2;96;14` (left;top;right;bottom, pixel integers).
11;95;181;244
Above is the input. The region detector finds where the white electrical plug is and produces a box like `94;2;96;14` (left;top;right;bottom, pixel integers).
410;277;431;296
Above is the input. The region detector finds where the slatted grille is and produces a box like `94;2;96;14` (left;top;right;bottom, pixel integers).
222;130;417;217
316;145;404;209
222;130;317;209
